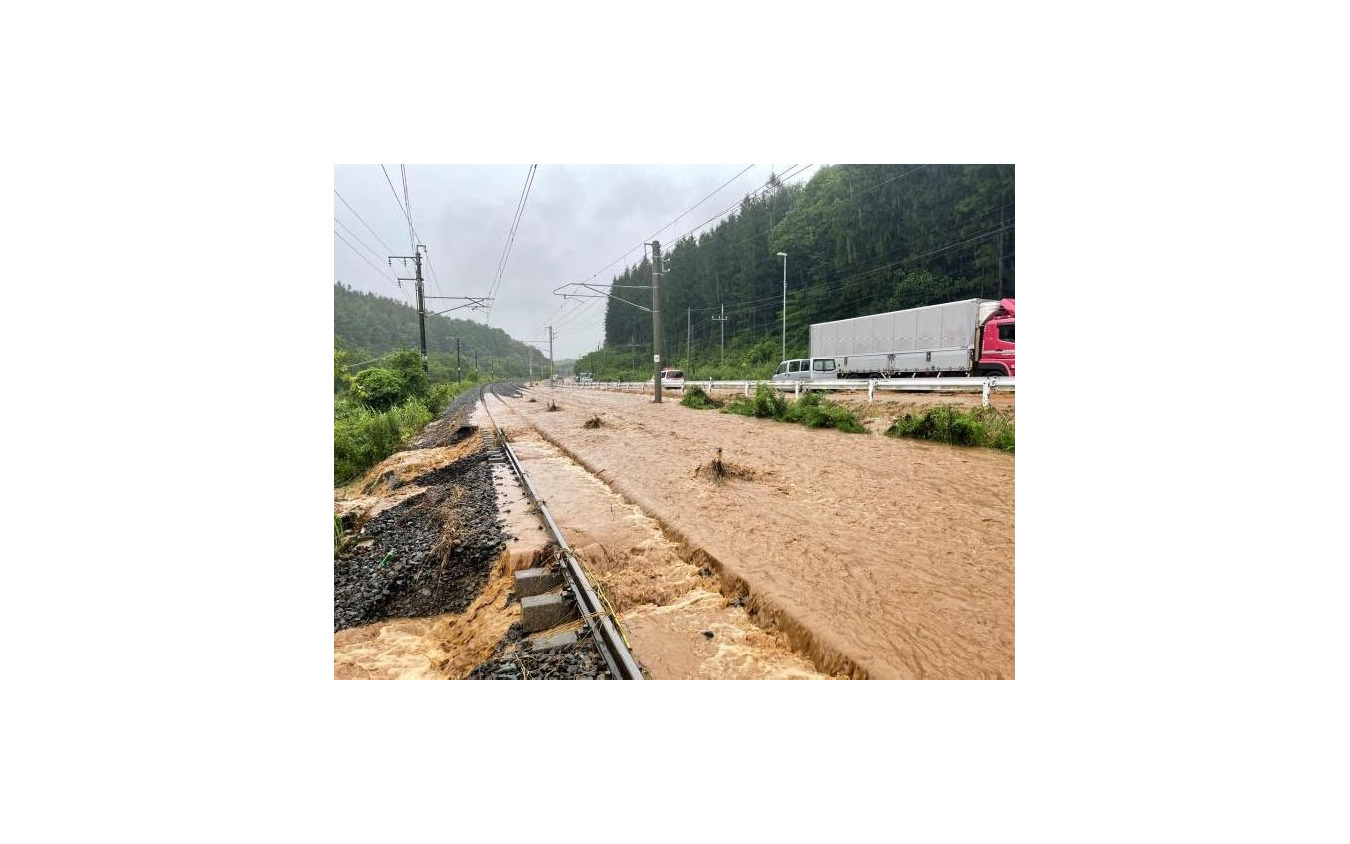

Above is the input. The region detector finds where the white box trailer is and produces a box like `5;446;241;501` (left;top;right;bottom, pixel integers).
810;298;1003;378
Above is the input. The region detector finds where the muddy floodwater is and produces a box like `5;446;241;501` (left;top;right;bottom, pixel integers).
498;385;1015;679
489;402;827;679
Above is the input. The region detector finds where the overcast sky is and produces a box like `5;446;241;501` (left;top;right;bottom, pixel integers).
333;164;819;360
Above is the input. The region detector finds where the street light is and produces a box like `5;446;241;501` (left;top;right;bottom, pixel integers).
777;252;788;361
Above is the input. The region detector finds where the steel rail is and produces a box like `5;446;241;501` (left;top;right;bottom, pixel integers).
479;385;645;680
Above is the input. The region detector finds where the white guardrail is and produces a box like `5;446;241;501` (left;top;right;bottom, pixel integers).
549;376;1014;405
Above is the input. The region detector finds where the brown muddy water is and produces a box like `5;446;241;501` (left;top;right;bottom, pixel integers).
335;399;824;678
488;401;828;680
498;385;1015;680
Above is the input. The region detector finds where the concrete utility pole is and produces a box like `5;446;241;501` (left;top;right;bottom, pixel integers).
712;303;727;366
650;241;663;403
777;252;788;362
391;245;429;371
456;338;461;384
687;306;691;379
548;325;554;385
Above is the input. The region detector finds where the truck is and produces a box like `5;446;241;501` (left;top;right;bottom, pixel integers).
774;298;1015;380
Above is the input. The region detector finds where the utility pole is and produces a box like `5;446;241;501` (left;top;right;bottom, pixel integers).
390;245;429;371
687;306;691;379
548;325;554;385
456;338;461;384
777;252;788;363
650;241;663;403
712;303;727;367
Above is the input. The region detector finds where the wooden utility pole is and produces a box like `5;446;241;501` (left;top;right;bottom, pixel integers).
650;241;663;403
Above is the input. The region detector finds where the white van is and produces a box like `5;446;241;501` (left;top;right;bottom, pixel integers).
771;357;838;382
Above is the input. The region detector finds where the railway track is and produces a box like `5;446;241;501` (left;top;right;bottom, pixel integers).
479;383;645;680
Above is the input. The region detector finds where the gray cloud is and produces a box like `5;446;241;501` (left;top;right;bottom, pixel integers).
334;164;798;359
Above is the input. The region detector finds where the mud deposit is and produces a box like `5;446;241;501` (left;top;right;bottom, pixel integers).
486;398;830;679
502;385;1015;679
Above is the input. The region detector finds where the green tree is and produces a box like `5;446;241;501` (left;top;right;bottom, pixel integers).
351;368;404;411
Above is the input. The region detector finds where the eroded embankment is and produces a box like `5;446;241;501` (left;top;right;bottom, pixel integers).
334;388;525;678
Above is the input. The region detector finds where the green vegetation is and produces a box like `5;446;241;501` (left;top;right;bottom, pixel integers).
885;405;1015;452
679;386;722;409
574;164;1013;380
334;345;469;484
721;385;865;433
782;391;868;433
335;283;547;382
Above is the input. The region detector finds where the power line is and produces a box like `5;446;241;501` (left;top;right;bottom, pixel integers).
333;217;388;266
487;164;538;322
334;230;409;302
554;164;761;300
380;164;421;243
380;164;448;302
333;189;399;257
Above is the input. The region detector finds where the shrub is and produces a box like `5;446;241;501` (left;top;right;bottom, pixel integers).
351;367;405;411
783;391;867;433
723;384;787;419
680;386;720;409
886;404;1012;450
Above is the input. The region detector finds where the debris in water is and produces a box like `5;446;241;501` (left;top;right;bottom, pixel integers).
694;447;756;483
583;415;602;429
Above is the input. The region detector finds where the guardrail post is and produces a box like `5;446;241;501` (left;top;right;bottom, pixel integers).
868;379;876;403
744;381;750;397
982;378;991;407
794;381;800;397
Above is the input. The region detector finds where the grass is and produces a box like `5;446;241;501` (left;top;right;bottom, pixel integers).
885;404;1015;452
334;382;466;485
720;385;866;433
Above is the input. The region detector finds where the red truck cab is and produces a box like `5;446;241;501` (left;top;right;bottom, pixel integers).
978;298;1015;377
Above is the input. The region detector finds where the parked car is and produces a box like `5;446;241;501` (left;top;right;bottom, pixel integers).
647;368;686;389
771;357;838;382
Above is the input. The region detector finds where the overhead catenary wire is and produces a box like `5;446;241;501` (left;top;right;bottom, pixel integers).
486;164;538;323
334;230;411;303
549;163;762;310
380;164;448;302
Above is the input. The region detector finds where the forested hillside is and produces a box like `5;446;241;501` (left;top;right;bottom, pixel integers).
334;284;547;383
578;164;1013;380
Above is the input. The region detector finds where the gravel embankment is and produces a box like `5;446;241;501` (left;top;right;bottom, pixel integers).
334;385;503;632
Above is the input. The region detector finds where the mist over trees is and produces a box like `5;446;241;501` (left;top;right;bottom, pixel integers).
334;283;550;382
581;164;1014;379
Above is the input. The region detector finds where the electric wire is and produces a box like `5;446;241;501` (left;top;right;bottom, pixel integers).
486;164;538;323
334;189;399;257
